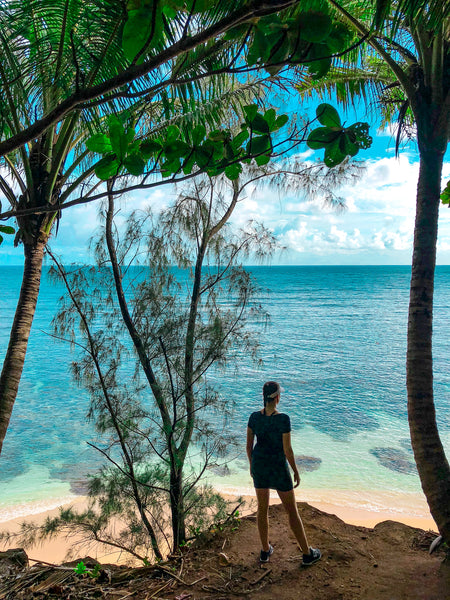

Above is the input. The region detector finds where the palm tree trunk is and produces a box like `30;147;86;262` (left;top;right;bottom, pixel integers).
0;240;46;455
407;148;450;541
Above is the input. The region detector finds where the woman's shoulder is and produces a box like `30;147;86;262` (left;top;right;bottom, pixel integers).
248;410;262;423
249;410;263;420
275;412;291;425
275;411;290;419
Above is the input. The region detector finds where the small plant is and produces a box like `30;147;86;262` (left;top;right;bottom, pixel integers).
74;561;88;575
73;560;101;578
89;563;101;578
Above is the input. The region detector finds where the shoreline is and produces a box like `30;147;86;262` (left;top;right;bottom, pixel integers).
217;485;437;530
0;488;437;566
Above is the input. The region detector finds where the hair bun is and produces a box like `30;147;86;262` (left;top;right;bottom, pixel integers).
263;381;280;401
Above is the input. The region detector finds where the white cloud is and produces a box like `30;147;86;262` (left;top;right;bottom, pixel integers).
230;154;450;264
340;155;420;217
2;153;450;266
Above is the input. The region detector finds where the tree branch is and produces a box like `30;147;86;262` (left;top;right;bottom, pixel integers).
0;0;301;157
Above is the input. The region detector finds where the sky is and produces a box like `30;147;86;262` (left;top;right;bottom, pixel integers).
1;104;450;267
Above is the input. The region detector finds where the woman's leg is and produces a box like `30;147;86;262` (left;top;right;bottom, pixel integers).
277;489;309;554
255;488;270;551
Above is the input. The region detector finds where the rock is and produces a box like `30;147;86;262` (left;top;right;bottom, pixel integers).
62;556;100;568
0;548;28;577
373;520;421;545
69;478;90;494
218;552;232;566
327;549;356;562
369;447;416;475
295;455;322;472
207;464;231;477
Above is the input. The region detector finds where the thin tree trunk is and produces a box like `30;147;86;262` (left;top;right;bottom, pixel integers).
170;467;186;550
104;190;172;433
407;148;450;541
0;240;46;455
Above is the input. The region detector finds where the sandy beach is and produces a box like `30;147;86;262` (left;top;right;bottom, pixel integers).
0;488;437;567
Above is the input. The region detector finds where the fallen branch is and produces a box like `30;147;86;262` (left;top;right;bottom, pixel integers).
28;558;73;569
251;568;272;585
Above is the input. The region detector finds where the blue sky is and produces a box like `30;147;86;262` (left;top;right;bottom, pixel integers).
1;103;449;266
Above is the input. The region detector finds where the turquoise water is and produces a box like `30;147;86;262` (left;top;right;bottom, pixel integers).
1;265;450;520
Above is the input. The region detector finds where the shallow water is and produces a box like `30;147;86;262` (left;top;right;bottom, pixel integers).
1;265;449;520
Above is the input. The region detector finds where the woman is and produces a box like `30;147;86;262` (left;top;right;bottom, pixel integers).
246;381;321;566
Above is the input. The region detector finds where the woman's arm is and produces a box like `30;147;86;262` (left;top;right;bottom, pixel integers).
246;427;254;474
283;432;300;488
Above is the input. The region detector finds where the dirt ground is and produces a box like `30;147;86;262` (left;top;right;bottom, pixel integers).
1;502;449;600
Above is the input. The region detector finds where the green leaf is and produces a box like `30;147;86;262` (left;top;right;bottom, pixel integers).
243;105;258;122
258;15;284;34
316;104;341;128
109;121;127;161
86;134;112;154
289;38;310;63
115;110;130;125
207;139;225;161
95;155;120;180
374;0;392;29
298;11;332;43
186;0;210;13
267;33;291;65
247;27;270;66
123;153;146;176
74;562;87;575
264;63;284;76
107;114;121;128
128;140;140;154
122;8;158;62
224;141;235;161
224;23;250;41
309;57;332;79
224;162;243;180
140;140;162;158
164;140;190;159
255;153;271;167
327;21;353;53
166;125;181;142
306;44;332;79
231;129;249;150
246;134;271;156
192;124;206;146
162;4;177;18
440;181;450;204
194;146;214;168
126;127;136;145
0;225;15;234
161;158;181;175
275;114;289;130
307;127;339;150
263;108;276;130
182;156;196;175
346;122;372;149
208;130;230;143
250;113;270;134
339;134;359;157
324;141;346;168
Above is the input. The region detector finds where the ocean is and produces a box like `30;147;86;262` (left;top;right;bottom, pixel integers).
1;265;450;523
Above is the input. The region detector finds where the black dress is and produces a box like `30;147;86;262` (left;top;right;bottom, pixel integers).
247;411;293;492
